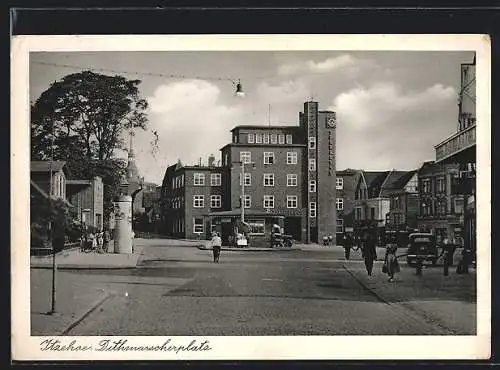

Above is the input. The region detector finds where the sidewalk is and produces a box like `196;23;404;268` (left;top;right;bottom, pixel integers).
30;241;145;269
30;268;120;335
343;259;476;334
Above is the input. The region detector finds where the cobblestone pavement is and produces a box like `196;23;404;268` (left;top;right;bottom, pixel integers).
30;239;476;336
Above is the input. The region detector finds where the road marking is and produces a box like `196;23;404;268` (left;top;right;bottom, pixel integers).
262;278;283;282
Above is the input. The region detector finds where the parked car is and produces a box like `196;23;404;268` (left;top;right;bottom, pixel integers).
406;233;439;266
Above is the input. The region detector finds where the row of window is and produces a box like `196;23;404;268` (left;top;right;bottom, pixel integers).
240;173;302;187
193;173;222;186
247;133;293;145
421;199;448;216
187;162;346;189
421;177;446;194
193;195;222;208
240;151;301;165
172;174;185;189
178;194;344;211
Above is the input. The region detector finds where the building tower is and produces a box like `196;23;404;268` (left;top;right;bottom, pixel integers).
301;101;337;244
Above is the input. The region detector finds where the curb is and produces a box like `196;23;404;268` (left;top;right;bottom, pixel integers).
197;247;302;252
31;264;139;270
59;291;114;335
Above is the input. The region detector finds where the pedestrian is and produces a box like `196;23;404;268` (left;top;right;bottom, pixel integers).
442;237;455;276
362;234;377;276
97;231;104;253
103;228;111;253
457;245;472;274
89;231;97;252
343;234;352;260
211;232;222;263
383;241;400;282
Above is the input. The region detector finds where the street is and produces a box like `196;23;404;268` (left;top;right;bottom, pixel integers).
31;239;476;336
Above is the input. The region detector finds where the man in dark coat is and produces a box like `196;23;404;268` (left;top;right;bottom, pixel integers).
362;233;377;276
343;234;352;260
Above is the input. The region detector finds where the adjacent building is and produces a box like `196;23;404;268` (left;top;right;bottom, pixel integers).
416;161;462;243
335;169;360;237
160;100;338;245
352;170;417;242
384;170;419;231
66;177;105;230
30;161;70;200
432;55;476;250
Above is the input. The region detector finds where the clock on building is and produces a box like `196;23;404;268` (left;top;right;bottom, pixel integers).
326;117;336;128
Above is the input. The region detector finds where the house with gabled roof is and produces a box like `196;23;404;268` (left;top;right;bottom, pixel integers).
352;169;417;242
383;170;420;231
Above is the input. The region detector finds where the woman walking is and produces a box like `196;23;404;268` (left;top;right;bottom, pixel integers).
362;234;377;276
383;241;400;282
211;232;222;263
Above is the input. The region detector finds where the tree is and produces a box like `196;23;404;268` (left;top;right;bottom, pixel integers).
31;70;148;162
31;71;149;225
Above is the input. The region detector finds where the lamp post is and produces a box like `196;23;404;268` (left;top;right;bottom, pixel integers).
48;121;57;315
234;161;255;223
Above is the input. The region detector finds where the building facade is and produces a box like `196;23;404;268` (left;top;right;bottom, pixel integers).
30;161;69;200
416;161;462;244
160;100;338;244
432;55;476;251
162;160;224;239
353;170;417;242
66;177;105;230
335;169;360;238
384;171;419;232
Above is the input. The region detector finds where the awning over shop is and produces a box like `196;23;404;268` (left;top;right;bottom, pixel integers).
208;209;285;218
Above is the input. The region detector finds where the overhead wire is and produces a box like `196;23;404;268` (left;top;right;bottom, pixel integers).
32;61;239;84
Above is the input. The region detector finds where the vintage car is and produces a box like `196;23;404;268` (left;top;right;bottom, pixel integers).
406;233;439;266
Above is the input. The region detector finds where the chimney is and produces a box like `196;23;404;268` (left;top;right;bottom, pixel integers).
208;154;216;167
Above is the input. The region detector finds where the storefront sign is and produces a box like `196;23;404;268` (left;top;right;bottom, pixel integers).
266;208;303;217
328;130;334;176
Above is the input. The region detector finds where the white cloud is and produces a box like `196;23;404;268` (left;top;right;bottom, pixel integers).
331;82;456;130
256;79;310;105
133;80;243;184
330;82;458;171
278;54;357;75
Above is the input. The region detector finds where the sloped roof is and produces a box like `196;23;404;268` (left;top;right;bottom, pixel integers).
31;161;67;173
30;179;74;207
379;170;417;197
362;171;389;187
336;168;361;176
387;170;417;190
30;179;49;198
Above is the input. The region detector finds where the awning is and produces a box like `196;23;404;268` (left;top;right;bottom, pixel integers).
208;209;285;218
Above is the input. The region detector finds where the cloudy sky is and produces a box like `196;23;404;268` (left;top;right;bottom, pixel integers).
30;50;474;184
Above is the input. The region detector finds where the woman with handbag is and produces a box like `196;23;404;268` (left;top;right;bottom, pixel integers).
383;242;400;282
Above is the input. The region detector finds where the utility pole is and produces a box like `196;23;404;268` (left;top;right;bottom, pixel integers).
49;120;57;315
240;163;245;223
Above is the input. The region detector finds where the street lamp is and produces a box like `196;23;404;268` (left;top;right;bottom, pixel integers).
234;80;245;98
48;120;57;315
233;161;255;223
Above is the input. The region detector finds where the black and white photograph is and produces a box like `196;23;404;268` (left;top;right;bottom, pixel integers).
11;34;490;360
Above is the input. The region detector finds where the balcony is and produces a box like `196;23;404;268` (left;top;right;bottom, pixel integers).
435;124;476;163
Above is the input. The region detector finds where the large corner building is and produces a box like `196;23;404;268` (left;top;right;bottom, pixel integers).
160;101;337;245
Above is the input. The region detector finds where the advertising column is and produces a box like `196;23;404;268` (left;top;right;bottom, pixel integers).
113;195;133;254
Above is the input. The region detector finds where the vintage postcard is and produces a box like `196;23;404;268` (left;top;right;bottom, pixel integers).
11;34;491;361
